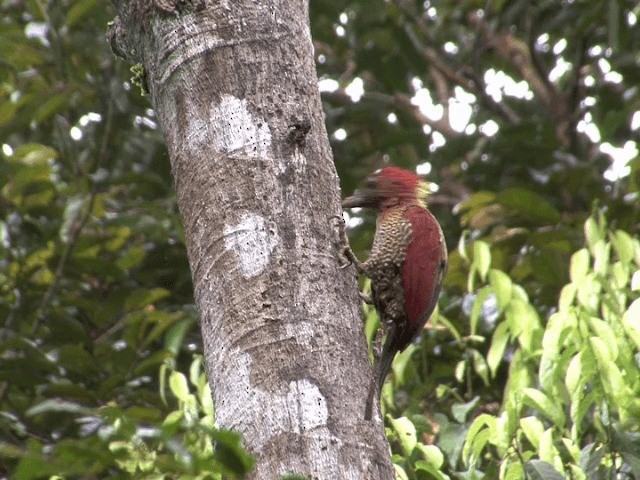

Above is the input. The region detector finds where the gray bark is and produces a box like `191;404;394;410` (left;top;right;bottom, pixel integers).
108;1;394;478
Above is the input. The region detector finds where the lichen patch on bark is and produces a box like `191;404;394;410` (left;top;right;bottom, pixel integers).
286;378;328;431
211;94;272;159
216;354;330;447
224;212;278;278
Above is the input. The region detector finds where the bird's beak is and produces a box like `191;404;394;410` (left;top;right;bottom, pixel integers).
342;170;382;209
342;188;379;209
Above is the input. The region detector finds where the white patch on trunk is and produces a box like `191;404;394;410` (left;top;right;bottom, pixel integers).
286;378;328;431
210;94;271;158
216;355;329;444
215;353;362;478
224;212;277;278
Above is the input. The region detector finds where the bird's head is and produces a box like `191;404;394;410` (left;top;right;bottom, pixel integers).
342;166;428;211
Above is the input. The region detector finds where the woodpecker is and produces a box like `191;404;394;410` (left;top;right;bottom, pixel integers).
338;166;447;420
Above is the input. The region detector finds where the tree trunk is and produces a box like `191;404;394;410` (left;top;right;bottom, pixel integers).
108;1;393;478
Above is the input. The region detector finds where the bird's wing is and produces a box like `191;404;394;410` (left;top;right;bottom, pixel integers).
399;206;447;347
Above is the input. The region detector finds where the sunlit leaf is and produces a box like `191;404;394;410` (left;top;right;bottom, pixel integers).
487;321;509;377
524;460;565;480
522;388;565;427
489;268;513;311
569;249;590;282
520;416;545;450
169;371;190;402
388;416;417;457
472;241;491;283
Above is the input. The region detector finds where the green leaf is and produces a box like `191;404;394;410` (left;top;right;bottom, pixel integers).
470;287;491;335
413;459;448;479
169;371;190;402
0;441;25;459
579;443;605;478
2;162;53;197
587;317;618;360
33;93;70;124
388;416;417;457
462;414;496;463
487;321;510;377
565;352;584;395
451;396;480;424
623;300;640;350
538;428;561;470
200;382;214;416
494;411;514;454
455;360;466;383
189;355;205;386
489;269;513;311
584;216;604;253
558;283;577;311
524;460;565;480
14;143;59;164
589;336;614;363
164;317;195;356
505;298;541;351
496;188;561;224
522;388;565;427
576;274;600;312
392;343;420;385
611;230;635;264
520;415;546;450
469;427;492;467
14;456;58;480
590;337;626;399
503;461;524;480
611;261;630;289
569;249;590;282
471;349;490;386
393;464;410;480
472;241;491;283
592;240;610;277
458;230;470;262
209;428;254;475
125;288;170;312
417;444;445;469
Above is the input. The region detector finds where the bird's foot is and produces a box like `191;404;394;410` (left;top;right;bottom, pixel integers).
359;292;373;304
329;214;362;270
371;325;384;363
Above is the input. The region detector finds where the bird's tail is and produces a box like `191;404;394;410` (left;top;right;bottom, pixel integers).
364;327;397;420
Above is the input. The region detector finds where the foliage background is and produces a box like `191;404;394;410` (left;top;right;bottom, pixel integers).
0;0;639;478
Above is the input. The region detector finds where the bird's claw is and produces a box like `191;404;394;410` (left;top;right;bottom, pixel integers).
330;214;352;267
339;260;352;269
359;292;373;304
338;249;353;269
372;326;384;362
